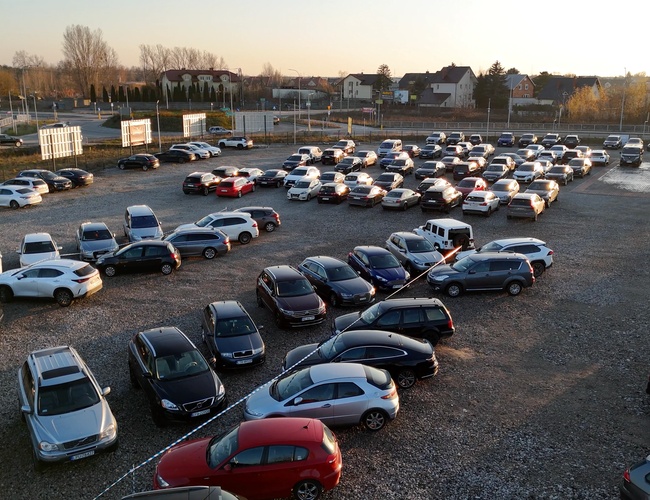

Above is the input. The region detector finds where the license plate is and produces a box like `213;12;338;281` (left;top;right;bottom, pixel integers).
322;197;330;201
70;450;95;461
191;409;211;417
302;315;315;321
393;285;402;289
236;359;253;365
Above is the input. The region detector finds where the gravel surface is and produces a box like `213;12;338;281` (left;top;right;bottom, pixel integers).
0;143;648;499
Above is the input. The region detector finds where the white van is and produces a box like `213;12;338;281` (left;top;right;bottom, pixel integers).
377;139;403;157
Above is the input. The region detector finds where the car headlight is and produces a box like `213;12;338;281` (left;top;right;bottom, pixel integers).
278;307;291;315
160;399;179;411
100;423;117;440
431;274;449;281
157;475;170;488
81;250;94;258
404;271;411;280
221;352;234;358
376;275;388;282
216;382;226;398
39;441;60;452
245;406;264;417
251;347;264;355
369;287;376;296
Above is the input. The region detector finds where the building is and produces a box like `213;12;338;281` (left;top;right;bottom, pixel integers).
400;66;477;108
160;69;240;102
536;76;601;106
337;74;382;102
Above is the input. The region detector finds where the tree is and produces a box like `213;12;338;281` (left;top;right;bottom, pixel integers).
375;64;392;93
506;67;520;75
409;75;428;98
102;86;109;102
90;84;96;103
473;61;508;108
532;72;552;92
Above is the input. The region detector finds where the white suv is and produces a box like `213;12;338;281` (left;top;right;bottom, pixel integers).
175;212;259;244
455;237;553;278
217;136;253;149
413;218;475;254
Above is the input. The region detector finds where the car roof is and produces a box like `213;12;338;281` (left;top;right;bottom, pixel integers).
237;418;323;449
23;259;87;271
308;363;367;383
303;255;346;268
337;329;432;352
138;327;195;358
353;245;391;256
489;237;545;246
263;265;303;280
390;231;426;241
126;205;155;216
23;232;54;243
28;345;86;386
80;222;110;231
513;193;539;199
466;252;528;262
208;300;248;320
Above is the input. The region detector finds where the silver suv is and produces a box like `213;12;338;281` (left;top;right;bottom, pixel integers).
385;232;444;274
18;346;118;470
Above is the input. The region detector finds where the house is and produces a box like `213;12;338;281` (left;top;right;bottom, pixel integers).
506;74;535;98
400;66;477;108
160;69;240;101
536;76;601;106
272;76;329;101
337;73;381;101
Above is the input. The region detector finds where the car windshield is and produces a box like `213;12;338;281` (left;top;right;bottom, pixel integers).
325;264;358;281
288;155;303;161
38;378;100;416
195;215;216;227
271;369;314;401
215;316;257;337
486;165;504;172
548;167;565;173
479;241;504;252
276;278;313;297
405;238;435;253
295;181;311;188
385;191;403;199
293;169;308;176
131;215;158;228
391;160;407;166
82;229;113;241
154;349;209;381
24;240;55;254
208;426;239;468
457;179;475;188
451;255;477;272
376;174;393;182
318;336;347;360
519;165;535;172
368;253;400;269
39;172;58;180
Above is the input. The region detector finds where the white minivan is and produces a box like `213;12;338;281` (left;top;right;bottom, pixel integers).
377;139;403;157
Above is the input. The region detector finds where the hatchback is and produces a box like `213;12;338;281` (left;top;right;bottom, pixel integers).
153;418;342;500
381;188;421;211
568;158;592;177
513;161;544;183
322;148;345;165
348;185;386;207
419;144;443;159
182;172;221;195
379;151;409;169
282;153;310;171
343;172;373;188
256;169;288;188
176;212;259;245
0;185;42;209
452;161;481;181
128;327;227;426
334;156;363;174
17;232;61;267
18;345;117;470
441;155;462;171
415;161;446;179
507;193;546;221
356;150;378;167
233;206;281;233
284;166;320;188
287;177;322;201
123;205;164;242
2;177;49;195
482;164;510;183
373;172;404;191
427;252;535;297
75;221;119;261
462;190;500;216
163;227;230;259
416;177;451;195
455;177;488;199
0;259;103;307
319;171;345;184
216;177;255;198
384;232;444;274
298;255;375;307
544;165;574;185
384;158;415;176
347;245;409;292
211;166;239;178
590;150;610;166
420;185;462;213
96;241;181;276
244;363;398;431
317;183;350;204
201;300;265;369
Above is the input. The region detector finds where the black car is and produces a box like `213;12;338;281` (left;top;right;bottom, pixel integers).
54;168;94;187
233;206;281;233
518;133;538;148
317;183;350;204
321;148;345;165
0;133;23;147
298;255;376;307
256;265;327;328
332;297;455;345
201;300;266;370
420;185;463;213
211;166;239;178
127;326;227;426
155;149;195;163
18;169;72;192
282;154;309;171
334;157;363;174
419;144;442;159
256;169;288;188
118;154;160;171
281;330;439;389
541;133;562;148
373;173;404;191
182;172;222;195
385;159;414;176
95;241;181;276
415;161;446;180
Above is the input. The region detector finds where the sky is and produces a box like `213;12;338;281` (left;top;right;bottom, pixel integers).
0;0;644;79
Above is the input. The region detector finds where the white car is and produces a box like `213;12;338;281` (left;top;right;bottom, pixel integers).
489;179;520;204
344;172;373;188
591;150;610;166
287;177;322;201
17;233;61;267
0;259;103;307
175;212;259;245
208;126;232;135
462;190;500;216
0;186;42;209
188;142;221;157
237;167;265;184
512;162;544;183
537;150;558;164
2;177;49;195
283;166;320;188
525;144;545;158
170;143;211;159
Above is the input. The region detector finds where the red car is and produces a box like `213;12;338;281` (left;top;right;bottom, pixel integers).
455;177;488;199
153;418;342;500
216;177;255;198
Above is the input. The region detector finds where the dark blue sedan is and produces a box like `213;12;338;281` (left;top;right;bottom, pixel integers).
347;245;410;292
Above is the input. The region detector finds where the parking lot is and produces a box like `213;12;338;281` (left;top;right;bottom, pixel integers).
0;140;649;499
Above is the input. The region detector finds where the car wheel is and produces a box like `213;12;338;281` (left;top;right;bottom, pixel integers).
128;363;139;389
362;409;388;431
274;310;285;329
238;232;252;244
183;190;190;195
276;180;282;188
237;190;242;198
507;281;523;296
531;262;545;278
218;142;226;148
104;265;117;277
161;263;174;275
0;286;14;303
329;293;339;307
563;178;568;186
178;157;186;164
142;165;148;171
54;288;74;307
306;194;311;201
9;200;19;209
446;283;463;298
424;330;441;346
402;202;408;211
118;163;125;170
264;222;276;233
545;200;551;208
533;212;538;221
15;141;22;147
203;247;217;259
486;207;492;216
202;187;209;196
293;480;322;500
396;369;417;389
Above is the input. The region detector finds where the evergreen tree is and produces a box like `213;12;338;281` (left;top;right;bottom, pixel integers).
134;87;141;101
102;86;109;102
173;85;182;102
90;84;97;103
210;87;217;102
110;85;116;102
374;64;392;93
203;84;209;102
118;86;125;102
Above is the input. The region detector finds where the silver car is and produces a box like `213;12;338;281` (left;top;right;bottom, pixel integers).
385;232;444;274
244;363;399;431
163;227;230;259
76;222;119;261
17;345;118;470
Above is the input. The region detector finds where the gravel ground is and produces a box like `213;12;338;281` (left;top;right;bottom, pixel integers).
0;143;648;500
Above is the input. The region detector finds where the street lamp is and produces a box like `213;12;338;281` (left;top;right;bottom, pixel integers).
30;94;39;129
156;100;162;153
288;68;301;120
307;92;314;131
293;99;297;145
486;98;491;142
507;82;513;128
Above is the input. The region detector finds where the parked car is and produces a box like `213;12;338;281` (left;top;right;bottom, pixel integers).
462;190;500;216
452;161;482;181
298;256;375;307
516;148;536;162
537;150;558;165
425;132;446;145
182;172;221;195
216;136;253;149
557;147;578;164
385;232;444;275
489;179;520;204
321;148;345;165
244;363;398;431
18;169;72;192
122;486;239;500
287;177;322;201
356;150;378;167
455;177;488;199
544;165;574;185
320;171;345;184
0;185;42;209
317;183;350;204
343;172;373;188
603;134;623;149
468;134;482;146
420;185;463;213
211;166;239;178
334;156;363;174
413;218;475;254
208;126;232;135
384;158;415;176
188;142;221;157
200;300;265;369
18;345;118;470
381;188;421;211
620;146;643;167
216;177;255;198
500;152;526;168
233;206;281;233
170;143;210;160
470;144;495;158
416;177;451;195
0;133;23;146
0;259;102;307
443;144;464;159
96;241;181;277
427;252;535;297
489;155;516;172
334;139;356;154
415;161;446;180
282;153;310;171
440;155;462;172
117;154;161;171
123;205;163;242
379;151;409;169
256;169;288;188
420;144;443;159
17;232;61;267
282;330;438;389
467;156;488;172
283;166;320;188
568;157;592;177
447;132;465;145
525;144;545;158
518;133;538;147
512;161;545;183
2;177;49;195
377;139;403;157
507;193;546;221
541;133;562;148
625;137;644;149
163;227;230;259
348;185;386;207
347;245;409;292
373;172;404;191
563;134;580;149
455;237;554;278
497;132;515;147
54;168;94;187
590;150;610;166
525;179;560;207
297;146;323;164
620;454;650;499
482;163;510;183
128;327;227;426
402;145;421;157
237;167;265;184
175;212;258;245
256;265;326;328
153;418;342;500
155;149;196;163
76;221;119;261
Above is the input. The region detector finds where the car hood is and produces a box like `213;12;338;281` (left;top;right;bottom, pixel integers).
333;311;363;332
371;266;405;281
156;436;212;487
427;263;459;277
35;402;112;444
244;383;278;416
20;252;58;266
330;277;373;296
283;343;324;370
214;333;263;355
275;294;322;312
152;370;221;404
80;239;118;253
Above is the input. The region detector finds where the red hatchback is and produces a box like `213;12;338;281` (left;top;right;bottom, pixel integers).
455;177;488;199
216;177;255;198
153;417;342;500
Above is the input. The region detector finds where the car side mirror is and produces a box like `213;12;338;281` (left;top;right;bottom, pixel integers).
223;463;233;472
21;404;32;415
468;270;476;275
102;387;111;396
293;397;304;406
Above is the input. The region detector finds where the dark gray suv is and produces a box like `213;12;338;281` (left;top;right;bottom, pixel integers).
426;252;534;297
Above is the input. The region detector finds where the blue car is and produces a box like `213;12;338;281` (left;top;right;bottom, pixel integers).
347;245;410;292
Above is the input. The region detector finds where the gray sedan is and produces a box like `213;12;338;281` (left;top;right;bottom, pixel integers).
243;363;399;431
381;188;421;211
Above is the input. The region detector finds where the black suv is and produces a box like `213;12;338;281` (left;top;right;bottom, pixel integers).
421;185;462;213
332;298;455;345
234;206;281;233
182;172;221;195
118;154;160;171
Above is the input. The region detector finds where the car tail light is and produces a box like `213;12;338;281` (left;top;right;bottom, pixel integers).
381;386;397;400
273;214;280;221
252;222;258;227
623;469;630;483
171;252;178;259
479;202;487;206
447;318;454;330
73;277;92;283
547;250;554;256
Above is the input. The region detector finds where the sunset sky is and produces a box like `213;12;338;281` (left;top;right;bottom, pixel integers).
2;0;643;79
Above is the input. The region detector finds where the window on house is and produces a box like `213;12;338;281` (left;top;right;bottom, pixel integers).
525;84;529;90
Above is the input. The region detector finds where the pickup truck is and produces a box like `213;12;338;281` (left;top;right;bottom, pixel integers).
413;218;474;254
